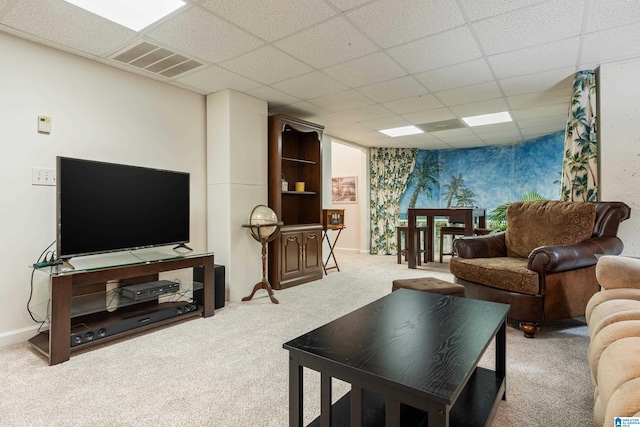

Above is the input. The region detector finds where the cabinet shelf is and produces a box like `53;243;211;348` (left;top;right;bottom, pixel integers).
282;190;316;195
282;157;316;165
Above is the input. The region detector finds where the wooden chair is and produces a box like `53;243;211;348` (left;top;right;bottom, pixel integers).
439;216;492;263
396;225;428;265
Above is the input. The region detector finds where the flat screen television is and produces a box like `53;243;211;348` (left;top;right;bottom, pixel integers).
56;156;190;260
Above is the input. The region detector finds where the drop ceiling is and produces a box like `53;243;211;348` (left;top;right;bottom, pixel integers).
1;0;640;149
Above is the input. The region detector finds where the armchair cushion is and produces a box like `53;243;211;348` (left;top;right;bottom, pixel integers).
505;201;596;258
449;256;539;295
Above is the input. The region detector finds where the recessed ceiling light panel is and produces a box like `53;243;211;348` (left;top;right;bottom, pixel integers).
379;125;424;137
462;111;512;127
62;0;186;32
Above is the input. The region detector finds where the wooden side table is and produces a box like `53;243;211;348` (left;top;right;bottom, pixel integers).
322;226;345;275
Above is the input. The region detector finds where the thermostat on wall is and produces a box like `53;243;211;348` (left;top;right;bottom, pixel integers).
38;116;51;134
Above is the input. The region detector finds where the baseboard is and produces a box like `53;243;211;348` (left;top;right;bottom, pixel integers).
0;324;42;347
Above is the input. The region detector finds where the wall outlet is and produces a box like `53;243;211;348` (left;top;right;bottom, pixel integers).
32;167;56;186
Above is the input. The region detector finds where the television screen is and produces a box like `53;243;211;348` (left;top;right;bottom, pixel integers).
56;156;190;259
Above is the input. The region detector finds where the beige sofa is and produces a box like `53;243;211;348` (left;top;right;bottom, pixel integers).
586;255;640;426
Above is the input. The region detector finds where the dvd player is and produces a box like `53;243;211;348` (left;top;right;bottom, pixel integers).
121;280;180;301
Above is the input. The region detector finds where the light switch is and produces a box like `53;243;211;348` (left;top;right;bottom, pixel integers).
38;116;51;134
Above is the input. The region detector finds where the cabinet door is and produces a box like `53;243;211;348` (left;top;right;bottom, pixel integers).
302;230;322;275
281;232;303;281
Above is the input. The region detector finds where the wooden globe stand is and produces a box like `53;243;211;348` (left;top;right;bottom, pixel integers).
241;221;283;304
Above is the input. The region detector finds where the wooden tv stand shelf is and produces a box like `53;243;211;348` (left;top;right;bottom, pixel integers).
29;252;215;365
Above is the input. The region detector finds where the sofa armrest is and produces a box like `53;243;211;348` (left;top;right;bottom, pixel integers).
453;232;507;258
528;236;624;274
596;255;640;290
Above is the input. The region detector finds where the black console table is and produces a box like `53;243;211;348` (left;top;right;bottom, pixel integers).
29;251;215;365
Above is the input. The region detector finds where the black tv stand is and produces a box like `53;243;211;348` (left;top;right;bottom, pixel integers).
173;243;193;252
29;252;214;365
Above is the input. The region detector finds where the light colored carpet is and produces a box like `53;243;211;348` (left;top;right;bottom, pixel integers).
0;252;592;426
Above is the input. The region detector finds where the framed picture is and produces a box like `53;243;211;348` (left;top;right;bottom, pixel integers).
332;176;357;203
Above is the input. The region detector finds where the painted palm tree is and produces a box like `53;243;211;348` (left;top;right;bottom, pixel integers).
489;191;546;231
443;174;464;208
455;188;476;207
407;153;442;208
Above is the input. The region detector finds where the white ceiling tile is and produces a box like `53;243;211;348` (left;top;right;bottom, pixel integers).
414;59;494;92
271;71;348;99
499;67;575;97
481;134;524;146
474;128;522;140
387;26;482;74
439;135;486;147
175;65;261;94
341;104;396;122
275;16;378;68
459;0;548;22
356;76;425;103
200;0;337;42
145;7;263;63
489;38;580;79
431;128;474;138
449;98;509;117
309;89;375;112
323;52;407;87
268;101;332;119
511;104;569;120
221;46;312;85
309;112;361;129
0;0;10;11
435;81;503;107
585;0;640;33
470;121;519;134
246;86;301;108
1;0;136;56
364;139;413;148
517;115;567;130
521;126;565;139
359;116;412;131
406;139;453;150
508;88;571;109
395;132;440;143
472;0;583;55
325;0;372;12
580;23;640;66
346;0;465;48
382;94;444;115
402;108;457;124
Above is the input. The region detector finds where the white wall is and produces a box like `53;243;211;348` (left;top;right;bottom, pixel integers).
206;90;268;302
330;141;368;253
599;58;640;256
0;33;207;345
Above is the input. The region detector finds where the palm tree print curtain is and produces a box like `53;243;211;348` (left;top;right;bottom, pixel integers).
561;70;598;201
370;148;417;255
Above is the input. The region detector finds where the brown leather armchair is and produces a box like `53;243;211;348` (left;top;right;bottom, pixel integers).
450;201;630;337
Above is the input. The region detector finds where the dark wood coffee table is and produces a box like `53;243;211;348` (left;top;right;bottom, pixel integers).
283;289;509;427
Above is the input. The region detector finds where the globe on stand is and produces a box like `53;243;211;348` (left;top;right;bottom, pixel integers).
241;205;283;304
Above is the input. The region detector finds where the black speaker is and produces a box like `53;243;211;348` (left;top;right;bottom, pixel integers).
193;264;225;309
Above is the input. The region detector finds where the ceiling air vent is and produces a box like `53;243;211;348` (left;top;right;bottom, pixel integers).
110;40;203;78
416;119;467;133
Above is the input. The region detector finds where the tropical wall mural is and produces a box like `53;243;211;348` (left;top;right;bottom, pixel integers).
398;131;565;220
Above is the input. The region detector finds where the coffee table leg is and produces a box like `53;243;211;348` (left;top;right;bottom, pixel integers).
289;352;303;427
351;385;362;427
496;319;507;400
320;374;332;427
428;401;449;427
385;397;400;427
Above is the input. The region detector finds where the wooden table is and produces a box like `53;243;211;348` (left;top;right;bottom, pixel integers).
407;207;486;268
322;225;345;275
284;289;509;426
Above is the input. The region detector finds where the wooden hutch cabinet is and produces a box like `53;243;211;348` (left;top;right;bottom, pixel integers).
268;114;324;289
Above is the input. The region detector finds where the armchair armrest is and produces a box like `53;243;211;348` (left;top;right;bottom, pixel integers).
453;232;507;258
528;236;624;274
596;255;640;290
